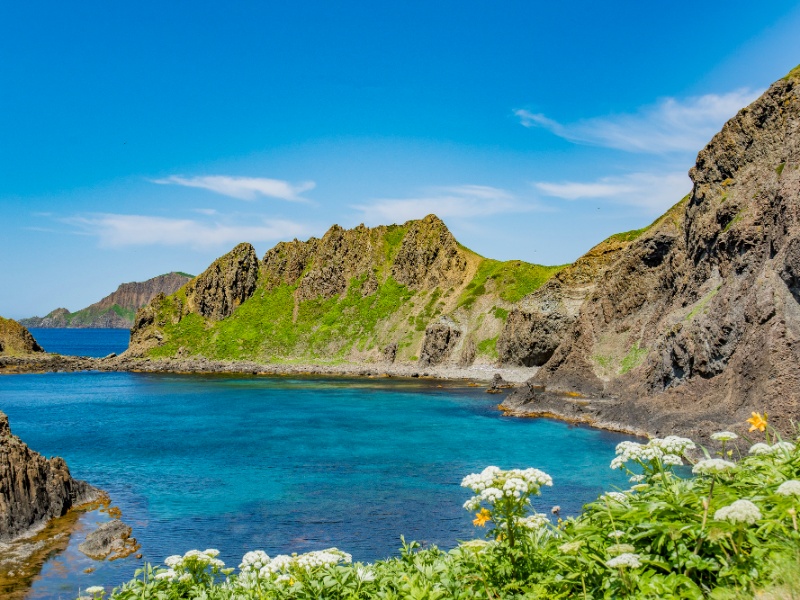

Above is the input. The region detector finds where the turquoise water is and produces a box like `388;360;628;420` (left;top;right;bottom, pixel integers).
0;372;634;598
28;328;130;358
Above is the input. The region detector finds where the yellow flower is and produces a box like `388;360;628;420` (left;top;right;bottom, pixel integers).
473;508;492;527
747;412;767;432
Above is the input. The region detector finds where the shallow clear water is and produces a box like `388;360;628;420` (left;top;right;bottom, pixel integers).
28;328;130;358
0;347;635;599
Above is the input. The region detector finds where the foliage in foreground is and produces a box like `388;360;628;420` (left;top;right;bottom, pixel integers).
79;416;800;599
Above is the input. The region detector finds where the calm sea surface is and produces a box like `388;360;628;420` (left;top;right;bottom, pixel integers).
28;328;130;358
1;331;634;599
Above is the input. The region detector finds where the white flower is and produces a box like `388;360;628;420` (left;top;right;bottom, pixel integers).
606;553;642;568
463;497;480;511
294;548;352;570
692;459;736;475
714;499;762;525
178;573;192;583
650;436;696;454
772;441;796;453
518;513;550;531
239;550;270;572
749;443;773;455
356;567;376;582
155;569;177;580
85;587;104;595
777;480;800;496
604;492;629;504
711;431;738;442
661;454;683;466
608;530;625;539
164;555;183;568
462;466;552;508
203;548;220;558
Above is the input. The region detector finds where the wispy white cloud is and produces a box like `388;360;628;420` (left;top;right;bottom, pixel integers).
515;88;762;154
152;175;315;201
535;172;691;213
63;213;310;249
352;184;543;225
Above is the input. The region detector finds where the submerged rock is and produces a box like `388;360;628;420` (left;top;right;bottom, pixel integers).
78;520;138;560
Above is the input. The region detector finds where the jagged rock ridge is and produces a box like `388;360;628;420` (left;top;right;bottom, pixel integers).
21;272;192;329
0;412;98;542
128;215;564;364
503;65;800;438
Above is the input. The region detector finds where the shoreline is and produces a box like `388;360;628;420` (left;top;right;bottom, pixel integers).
0;353;537;383
3;352;747;444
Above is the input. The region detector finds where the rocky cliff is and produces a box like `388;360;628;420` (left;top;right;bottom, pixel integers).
0;318;43;357
127;215;564;364
21;272;192;329
0;412;98;542
503;65;800;438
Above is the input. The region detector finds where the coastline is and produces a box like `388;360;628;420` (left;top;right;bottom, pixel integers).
0;353;537;383
2;352;748;444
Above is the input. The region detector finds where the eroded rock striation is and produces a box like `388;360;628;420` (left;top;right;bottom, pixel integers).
0;412;98;542
504;66;800;438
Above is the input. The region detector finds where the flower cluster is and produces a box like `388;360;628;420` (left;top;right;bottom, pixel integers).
776;480;800;497
692;458;736;475
606;553;642;569
749;441;796;456
610;436;693;471
461;466;552;510
713;499;762;525
517;513;550;531
236;548;352;581
711;431;738;442
156;549;226;582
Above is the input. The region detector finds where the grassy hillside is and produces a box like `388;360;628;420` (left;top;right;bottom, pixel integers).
133;216;566;364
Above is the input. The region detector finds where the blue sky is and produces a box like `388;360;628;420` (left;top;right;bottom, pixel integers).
2;1;800;319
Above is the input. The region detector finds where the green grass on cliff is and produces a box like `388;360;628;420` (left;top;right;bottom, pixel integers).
458;259;565;308
149;276;419;361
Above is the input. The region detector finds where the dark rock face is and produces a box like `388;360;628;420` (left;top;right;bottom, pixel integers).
185;243;259;320
0;412;98;542
419;318;461;366
0;318;44;357
383;342;398;363
519;70;800;438
498;236;632;366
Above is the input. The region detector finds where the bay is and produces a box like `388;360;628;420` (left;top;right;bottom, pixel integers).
0;328;634;598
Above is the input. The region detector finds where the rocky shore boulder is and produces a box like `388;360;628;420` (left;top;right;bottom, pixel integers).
0;318;44;357
419;317;462;366
0;412;98;542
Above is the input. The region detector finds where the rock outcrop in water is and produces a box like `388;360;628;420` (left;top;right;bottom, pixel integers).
21;272;192;329
0;412;98;542
0;318;43;357
502;65;800;438
127;215;565;364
